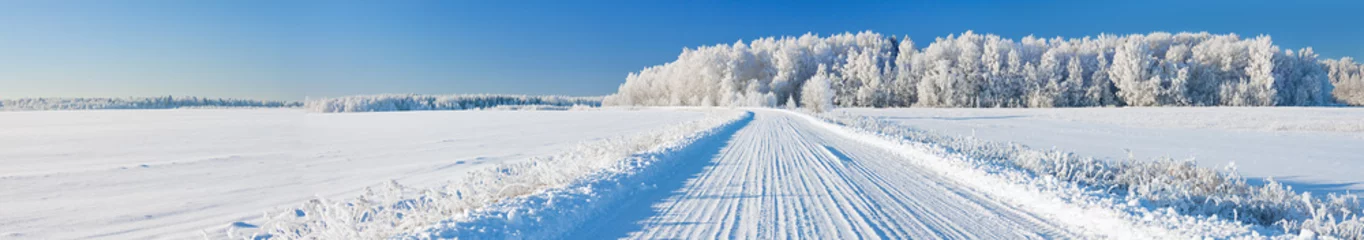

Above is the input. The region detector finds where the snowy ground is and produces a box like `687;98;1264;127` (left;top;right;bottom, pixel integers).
0;108;704;239
839;107;1364;194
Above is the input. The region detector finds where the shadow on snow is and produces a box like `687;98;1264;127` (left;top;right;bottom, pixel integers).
562;111;754;239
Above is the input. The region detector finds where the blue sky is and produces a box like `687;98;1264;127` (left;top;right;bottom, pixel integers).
2;1;1361;101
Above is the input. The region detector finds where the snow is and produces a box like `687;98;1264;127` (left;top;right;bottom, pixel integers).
5;106;1358;238
839;107;1364;194
0;108;704;239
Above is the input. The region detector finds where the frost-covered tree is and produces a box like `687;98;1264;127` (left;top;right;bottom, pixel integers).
1087;53;1119;106
1110;37;1159;106
1323;57;1364;105
1062;55;1089;106
801;65;836;112
890;36;919;106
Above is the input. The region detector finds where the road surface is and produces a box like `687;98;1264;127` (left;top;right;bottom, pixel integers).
569;110;1075;239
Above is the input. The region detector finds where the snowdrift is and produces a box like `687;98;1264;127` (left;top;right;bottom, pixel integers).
304;94;602;113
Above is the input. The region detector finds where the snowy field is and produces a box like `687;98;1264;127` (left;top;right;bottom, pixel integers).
3;107;1359;239
0;108;704;239
840;107;1364;194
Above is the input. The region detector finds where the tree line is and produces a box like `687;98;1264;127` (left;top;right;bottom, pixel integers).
606;31;1361;110
0;96;301;111
304;94;603;112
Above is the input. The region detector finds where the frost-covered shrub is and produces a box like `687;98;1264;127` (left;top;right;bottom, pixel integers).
607;31;1344;108
305;94;602;113
0;96;300;111
819;112;1363;239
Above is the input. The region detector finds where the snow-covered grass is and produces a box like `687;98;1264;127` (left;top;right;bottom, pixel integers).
246;109;750;239
1032;107;1364;134
0;108;706;239
848;107;1364;134
815;109;1364;239
304;94;602;113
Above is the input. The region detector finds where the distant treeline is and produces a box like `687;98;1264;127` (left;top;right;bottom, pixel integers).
304;94;603;113
0;96;302;111
606;31;1364;110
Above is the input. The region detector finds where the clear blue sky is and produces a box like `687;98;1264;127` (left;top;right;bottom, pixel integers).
2;0;1360;101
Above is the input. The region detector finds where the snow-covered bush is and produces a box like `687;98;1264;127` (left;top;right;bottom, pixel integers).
304;94;602;113
818;112;1363;238
246;110;751;239
0;96;300;111
606;31;1343;108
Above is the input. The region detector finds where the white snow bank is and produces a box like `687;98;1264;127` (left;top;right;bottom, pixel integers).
811;110;1363;239
247;109;750;239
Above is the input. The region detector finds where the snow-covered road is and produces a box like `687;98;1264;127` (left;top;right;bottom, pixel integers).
568;110;1074;239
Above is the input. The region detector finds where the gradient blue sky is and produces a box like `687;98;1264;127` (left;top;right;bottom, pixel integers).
2;1;1361;101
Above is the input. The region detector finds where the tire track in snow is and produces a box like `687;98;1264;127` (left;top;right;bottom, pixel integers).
568;110;1076;239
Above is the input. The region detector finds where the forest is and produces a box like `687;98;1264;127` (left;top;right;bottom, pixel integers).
606;31;1364;109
